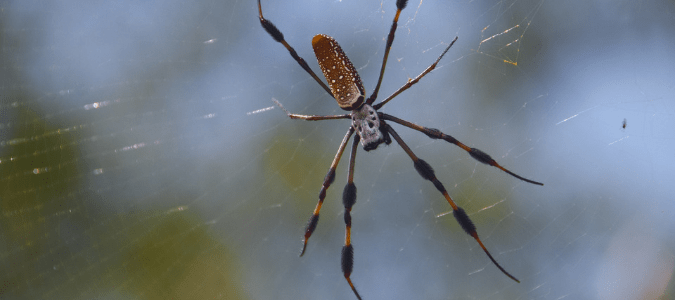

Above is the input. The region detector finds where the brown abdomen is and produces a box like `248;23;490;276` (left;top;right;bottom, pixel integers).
312;34;365;111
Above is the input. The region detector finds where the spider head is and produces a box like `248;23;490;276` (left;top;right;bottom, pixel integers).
351;104;389;151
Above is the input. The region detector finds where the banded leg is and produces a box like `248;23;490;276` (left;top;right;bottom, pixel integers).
300;127;355;256
373;36;458;110
258;0;333;97
273;98;350;121
381;113;543;186
366;0;409;105
342;134;362;300
385;124;520;283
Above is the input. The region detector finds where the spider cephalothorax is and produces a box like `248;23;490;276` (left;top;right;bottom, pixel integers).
350;104;390;151
258;0;543;298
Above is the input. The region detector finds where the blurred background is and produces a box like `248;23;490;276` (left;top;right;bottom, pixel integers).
1;0;674;299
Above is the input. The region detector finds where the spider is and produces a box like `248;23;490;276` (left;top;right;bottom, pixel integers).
258;0;543;298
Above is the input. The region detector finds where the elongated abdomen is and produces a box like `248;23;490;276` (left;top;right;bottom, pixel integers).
312;34;365;111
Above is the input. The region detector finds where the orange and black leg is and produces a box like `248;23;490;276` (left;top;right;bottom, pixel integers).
341;134;362;299
385;123;520;283
381;113;543;186
300;128;355;256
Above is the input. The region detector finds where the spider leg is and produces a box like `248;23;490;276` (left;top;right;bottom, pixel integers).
272;98;350;121
342;134;362;300
385;123;521;283
373;36;458;110
258;0;333;97
300;127;355;256
381;113;543;186
366;0;409;105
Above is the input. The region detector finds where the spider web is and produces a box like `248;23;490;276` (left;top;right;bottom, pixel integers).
2;0;675;299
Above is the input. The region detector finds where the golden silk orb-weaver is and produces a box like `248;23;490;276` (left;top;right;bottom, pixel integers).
257;0;543;298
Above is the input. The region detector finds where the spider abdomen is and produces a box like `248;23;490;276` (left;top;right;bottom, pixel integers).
312;34;365;111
